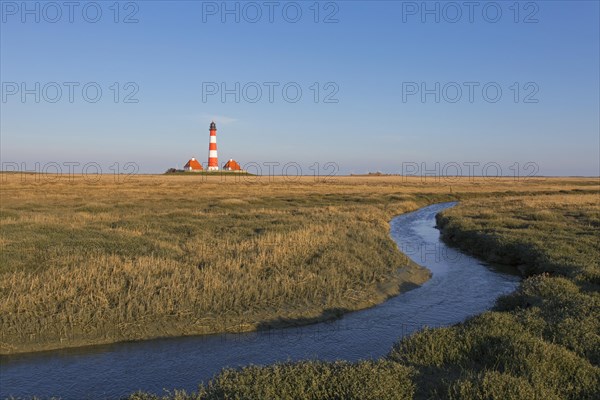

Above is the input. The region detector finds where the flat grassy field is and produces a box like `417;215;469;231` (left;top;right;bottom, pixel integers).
126;183;599;400
0;174;596;356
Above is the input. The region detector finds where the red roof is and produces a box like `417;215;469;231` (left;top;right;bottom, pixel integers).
184;158;203;171
223;159;241;171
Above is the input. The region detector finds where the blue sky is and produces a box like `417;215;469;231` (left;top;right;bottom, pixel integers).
1;1;599;176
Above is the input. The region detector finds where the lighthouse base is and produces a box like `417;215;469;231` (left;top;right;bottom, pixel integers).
207;166;219;171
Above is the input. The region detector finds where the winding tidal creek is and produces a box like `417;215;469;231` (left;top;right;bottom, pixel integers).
0;202;520;399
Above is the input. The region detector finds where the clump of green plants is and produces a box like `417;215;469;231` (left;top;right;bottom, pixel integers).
389;311;599;399
128;360;416;400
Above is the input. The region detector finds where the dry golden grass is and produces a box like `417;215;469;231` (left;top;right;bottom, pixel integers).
0;174;597;354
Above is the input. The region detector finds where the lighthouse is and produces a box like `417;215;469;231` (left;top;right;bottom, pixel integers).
207;121;218;171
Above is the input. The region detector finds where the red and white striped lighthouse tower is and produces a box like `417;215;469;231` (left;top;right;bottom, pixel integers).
207;121;218;171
